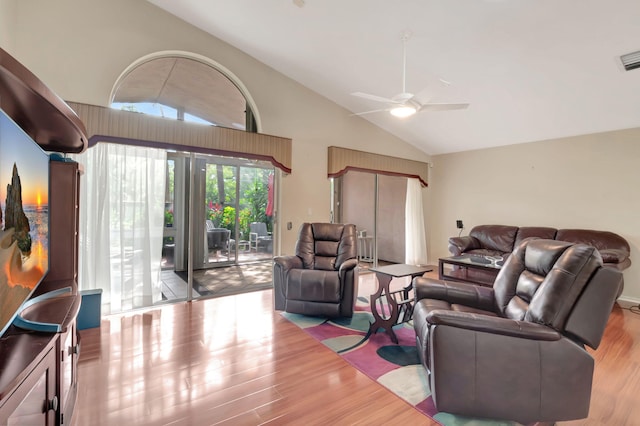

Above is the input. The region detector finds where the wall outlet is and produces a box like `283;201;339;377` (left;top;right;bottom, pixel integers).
456;220;464;229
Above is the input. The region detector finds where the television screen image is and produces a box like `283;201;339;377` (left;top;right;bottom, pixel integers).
0;108;50;337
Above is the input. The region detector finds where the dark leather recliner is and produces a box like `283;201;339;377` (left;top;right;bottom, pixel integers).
413;238;623;424
273;223;359;318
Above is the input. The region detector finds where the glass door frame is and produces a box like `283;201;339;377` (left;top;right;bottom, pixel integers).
163;150;276;302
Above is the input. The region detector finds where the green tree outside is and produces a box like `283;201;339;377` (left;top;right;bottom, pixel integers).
205;164;273;240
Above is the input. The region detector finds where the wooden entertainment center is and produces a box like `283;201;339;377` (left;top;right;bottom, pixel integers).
0;48;87;425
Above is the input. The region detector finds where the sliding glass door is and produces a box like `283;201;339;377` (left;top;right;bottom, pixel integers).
161;151;275;300
199;160;238;267
333;171;407;268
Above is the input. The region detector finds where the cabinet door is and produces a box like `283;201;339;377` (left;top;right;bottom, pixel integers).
59;323;78;425
0;348;57;426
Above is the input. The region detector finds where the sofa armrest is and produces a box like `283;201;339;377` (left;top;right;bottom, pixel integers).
426;309;562;341
273;255;303;272
338;258;358;274
338;258;358;288
598;248;630;265
414;277;495;312
273;255;303;311
448;235;480;255
426;320;591;423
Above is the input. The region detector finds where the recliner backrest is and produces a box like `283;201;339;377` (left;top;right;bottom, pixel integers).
564;266;622;349
295;223;357;271
493;239;603;331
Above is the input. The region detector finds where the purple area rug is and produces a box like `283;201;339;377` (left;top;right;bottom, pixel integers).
282;276;522;426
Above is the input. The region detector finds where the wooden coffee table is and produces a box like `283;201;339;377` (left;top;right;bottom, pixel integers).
438;254;503;286
366;263;433;343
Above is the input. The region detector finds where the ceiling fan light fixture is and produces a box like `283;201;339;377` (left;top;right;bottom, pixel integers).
390;105;417;118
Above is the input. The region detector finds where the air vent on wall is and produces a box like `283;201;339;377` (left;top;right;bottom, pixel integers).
620;50;640;71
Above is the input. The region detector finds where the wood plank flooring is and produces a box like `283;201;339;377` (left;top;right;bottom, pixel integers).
73;270;640;426
561;300;640;425
73;288;432;425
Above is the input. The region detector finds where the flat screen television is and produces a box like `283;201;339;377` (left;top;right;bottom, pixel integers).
0;108;50;337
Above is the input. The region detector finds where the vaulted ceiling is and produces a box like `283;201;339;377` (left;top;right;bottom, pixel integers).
147;0;640;155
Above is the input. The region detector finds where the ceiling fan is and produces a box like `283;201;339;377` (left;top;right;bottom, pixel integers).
351;31;469;118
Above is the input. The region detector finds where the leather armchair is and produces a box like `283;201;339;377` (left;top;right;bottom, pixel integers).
273;223;359;318
413;238;623;424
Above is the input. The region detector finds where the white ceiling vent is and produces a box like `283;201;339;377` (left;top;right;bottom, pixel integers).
620;51;640;71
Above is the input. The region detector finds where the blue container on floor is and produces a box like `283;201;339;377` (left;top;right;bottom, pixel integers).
77;289;103;330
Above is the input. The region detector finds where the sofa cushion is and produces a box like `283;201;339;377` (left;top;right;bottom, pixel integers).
514;227;557;247
466;248;507;258
469;225;518;253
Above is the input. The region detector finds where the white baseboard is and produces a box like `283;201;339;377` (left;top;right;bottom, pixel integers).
616;295;640;308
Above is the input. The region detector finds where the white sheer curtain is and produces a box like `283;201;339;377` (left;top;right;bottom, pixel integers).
74;143;167;314
405;178;428;265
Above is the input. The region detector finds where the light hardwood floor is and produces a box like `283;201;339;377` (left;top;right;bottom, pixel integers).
74;270;640;425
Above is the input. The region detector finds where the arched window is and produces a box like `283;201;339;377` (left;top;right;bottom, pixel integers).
111;55;257;132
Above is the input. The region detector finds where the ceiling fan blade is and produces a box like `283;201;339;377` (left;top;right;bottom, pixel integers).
351;92;400;104
419;103;469;112
351;32;471;117
350;108;390;116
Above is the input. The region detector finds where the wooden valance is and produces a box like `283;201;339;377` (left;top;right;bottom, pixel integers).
327;146;429;186
67;102;292;173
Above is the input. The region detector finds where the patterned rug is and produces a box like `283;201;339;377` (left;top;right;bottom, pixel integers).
282;274;522;426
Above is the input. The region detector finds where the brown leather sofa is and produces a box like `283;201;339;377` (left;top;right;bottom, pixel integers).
413;238;623;424
273;223;359;318
448;224;631;270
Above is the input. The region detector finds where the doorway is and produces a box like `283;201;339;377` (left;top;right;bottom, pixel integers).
333;171;407;269
161;151;275;300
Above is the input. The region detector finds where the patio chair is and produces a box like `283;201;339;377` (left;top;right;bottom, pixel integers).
249;222;272;252
206;220;230;259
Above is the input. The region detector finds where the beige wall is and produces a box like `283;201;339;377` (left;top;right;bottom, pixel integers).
429;128;640;301
5;0;431;254
0;0;17;52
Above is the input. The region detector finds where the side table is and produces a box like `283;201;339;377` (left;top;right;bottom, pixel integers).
367;264;433;343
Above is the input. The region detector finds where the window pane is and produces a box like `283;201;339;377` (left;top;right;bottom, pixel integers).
112;102;178;120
